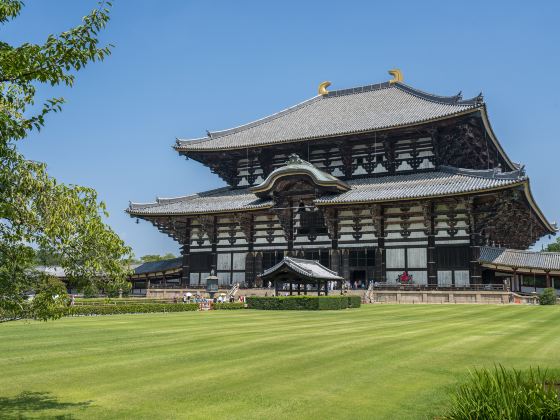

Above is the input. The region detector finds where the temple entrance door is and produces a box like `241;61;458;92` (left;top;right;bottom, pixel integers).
351;270;366;290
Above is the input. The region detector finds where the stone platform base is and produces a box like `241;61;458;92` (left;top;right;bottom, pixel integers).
369;290;537;304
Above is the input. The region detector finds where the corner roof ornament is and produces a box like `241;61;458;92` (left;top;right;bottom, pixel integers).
318;81;331;95
286;153;305;165
388;69;403;84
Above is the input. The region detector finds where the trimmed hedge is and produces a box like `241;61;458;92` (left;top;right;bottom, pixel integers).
68;303;198;316
74;298;173;306
347;295;362;308
540;288;557;305
213;303;245;310
246;295;360;310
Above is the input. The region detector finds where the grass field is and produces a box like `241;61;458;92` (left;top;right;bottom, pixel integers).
1;305;559;419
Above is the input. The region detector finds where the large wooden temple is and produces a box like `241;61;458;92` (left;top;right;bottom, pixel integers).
127;70;557;291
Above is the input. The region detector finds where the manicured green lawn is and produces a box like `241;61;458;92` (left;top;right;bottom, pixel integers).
1;305;559;419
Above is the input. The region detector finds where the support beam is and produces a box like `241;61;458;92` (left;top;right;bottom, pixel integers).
181;218;191;286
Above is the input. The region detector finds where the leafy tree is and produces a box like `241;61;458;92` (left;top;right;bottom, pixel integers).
0;1;132;322
140;253;178;263
34;246;62;266
544;238;560;252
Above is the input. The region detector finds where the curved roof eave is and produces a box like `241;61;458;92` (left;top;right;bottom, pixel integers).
250;168;350;196
522;181;557;234
478;105;517;171
174;108;482;153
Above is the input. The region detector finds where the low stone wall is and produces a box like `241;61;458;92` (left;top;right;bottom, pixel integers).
147;288;539;305
369;290;535;304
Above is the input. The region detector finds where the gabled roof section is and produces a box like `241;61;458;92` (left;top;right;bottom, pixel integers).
175;81;483;152
126;166;550;228
251;154;350;198
479;247;560;273
132;258;182;277
127;187;272;216
261;257;344;281
314;166;528;205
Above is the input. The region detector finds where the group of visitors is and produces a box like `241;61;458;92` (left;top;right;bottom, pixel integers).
172;292;245;306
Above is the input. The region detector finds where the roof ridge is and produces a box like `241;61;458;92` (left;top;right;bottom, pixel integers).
482;246;560;256
176;95;322;146
175;80;483;148
128;186;236;210
439;165;527;180
394;82;484;106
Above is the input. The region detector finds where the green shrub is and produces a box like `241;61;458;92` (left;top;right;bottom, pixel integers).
68;303;198;316
317;296;348;310
444;365;560;419
347;295;362;308
213;302;245;310
540;288;557;305
247;295;354;310
81;283;99;298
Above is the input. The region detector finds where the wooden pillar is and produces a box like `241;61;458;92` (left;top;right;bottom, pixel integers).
332;209;339;250
330;250;341;276
341;249;350;283
324;281;329;296
546;272;552;288
254;252;263;287
211;216;218;273
274;279;278;296
426;202;437;286
374;205;386;282
246;214;255;287
468;199;482;285
289;281;293;296
298;282;301;295
181;218;191;286
317;282;320;296
287;199;294;252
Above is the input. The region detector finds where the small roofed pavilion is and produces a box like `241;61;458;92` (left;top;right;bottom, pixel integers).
260;257;344;296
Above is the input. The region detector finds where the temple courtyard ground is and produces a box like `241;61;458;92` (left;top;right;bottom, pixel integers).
1;305;559;419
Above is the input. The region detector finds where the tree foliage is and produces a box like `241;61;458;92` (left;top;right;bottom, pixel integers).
139;253;178;263
544;238;560;253
0;1;132;321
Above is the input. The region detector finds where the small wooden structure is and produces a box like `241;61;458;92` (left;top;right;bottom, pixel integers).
260;257;344;296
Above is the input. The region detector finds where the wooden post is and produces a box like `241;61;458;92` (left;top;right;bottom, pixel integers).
373;205;386;282
298;282;301;295
426;201;437;286
317;282;320;296
468;199;482;285
546;272;552;288
181;218;191;287
289;281;293;296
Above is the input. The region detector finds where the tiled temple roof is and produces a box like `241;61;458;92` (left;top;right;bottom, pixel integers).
175;82;483;152
479;247;560;272
314;166;526;205
127;166;526;216
261;257;344;281
133;258;182;276
128;187;272;216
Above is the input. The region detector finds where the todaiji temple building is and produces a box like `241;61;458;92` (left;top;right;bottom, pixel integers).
127;70;559;295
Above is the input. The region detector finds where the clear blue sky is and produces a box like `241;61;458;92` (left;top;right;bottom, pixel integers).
4;1;560;257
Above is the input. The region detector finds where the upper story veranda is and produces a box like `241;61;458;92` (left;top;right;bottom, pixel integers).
174;70;516;188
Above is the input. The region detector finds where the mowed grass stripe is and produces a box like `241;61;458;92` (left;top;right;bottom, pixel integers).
1;305;560;419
